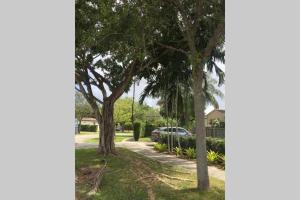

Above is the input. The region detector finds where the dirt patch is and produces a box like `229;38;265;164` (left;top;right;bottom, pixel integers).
76;167;100;185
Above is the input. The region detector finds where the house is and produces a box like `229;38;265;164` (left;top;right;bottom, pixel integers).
205;109;225;127
80;117;99;132
81;117;98;125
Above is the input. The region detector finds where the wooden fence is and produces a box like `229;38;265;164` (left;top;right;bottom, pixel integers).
205;127;225;138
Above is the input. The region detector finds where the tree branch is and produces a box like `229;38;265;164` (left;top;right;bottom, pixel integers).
88;67;113;90
156;42;188;56
88;67;108;98
109;61;139;101
202;22;225;59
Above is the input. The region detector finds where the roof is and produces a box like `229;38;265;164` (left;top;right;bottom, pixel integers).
206;109;225;116
81;117;97;121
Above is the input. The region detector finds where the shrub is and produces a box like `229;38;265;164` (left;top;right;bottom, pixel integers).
217;154;225;167
154;143;167;152
206;137;225;154
174;147;183;157
185;148;196;159
207;150;219;164
159;135;225;155
124;122;132;131
133;122;141;141
144;123;155;137
140;122;146;138
80;124;97;132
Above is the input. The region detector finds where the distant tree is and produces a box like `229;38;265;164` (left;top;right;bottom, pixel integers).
75;91;94;132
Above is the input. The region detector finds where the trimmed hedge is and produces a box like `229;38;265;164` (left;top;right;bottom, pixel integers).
80;124;98;132
133;122;141;141
144;123;155;137
159;135;225;155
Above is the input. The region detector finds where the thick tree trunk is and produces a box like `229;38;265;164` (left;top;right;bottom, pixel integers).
192;57;209;191
99;99;116;155
92;108;104;154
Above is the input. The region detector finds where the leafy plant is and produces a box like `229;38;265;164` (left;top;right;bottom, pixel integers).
185;148;196;159
175;147;183;157
207;150;219;164
154;143;167;152
217;154;225;166
144;123;155;137
80;125;97;132
133;122;141;141
159;135;225;155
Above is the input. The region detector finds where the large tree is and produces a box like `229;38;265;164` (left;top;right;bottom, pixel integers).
158;0;225;190
75;0;164;154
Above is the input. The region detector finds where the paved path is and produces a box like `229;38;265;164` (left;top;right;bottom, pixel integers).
75;135;225;181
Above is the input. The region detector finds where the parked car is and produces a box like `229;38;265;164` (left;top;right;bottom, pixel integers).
151;127;192;142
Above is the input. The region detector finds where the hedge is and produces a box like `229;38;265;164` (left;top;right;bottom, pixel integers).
133;122;141;141
144;123;155;137
80;124;98;132
159;135;225;154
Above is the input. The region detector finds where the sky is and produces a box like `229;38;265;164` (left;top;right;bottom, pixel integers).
122;62;225;114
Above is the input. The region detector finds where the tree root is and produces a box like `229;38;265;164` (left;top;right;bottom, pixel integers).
163;168;192;175
87;159;107;196
158;173;194;182
155;176;178;190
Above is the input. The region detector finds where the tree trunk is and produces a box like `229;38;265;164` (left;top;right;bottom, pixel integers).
165;87;170;152
99;99;116;155
92;108;104;154
192;57;209;191
132;79;136;129
78;119;82;134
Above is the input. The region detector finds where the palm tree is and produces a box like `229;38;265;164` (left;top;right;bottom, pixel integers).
139;47;224;129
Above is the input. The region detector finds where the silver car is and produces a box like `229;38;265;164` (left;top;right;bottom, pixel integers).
151;127;192;141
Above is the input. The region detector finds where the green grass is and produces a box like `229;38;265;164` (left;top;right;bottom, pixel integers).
83;131;133;143
138;137;152;142
76;148;225;200
79;131;98;135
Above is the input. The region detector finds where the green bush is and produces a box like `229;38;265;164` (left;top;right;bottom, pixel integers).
159;135;225;155
175;147;183;157
217;154;225;167
207;150;219;164
185;148;196;159
144;123;155;137
154;143;167;152
206;137;225;154
140;122;146;138
124;122;133;131
80;124;97;132
133;122;141;141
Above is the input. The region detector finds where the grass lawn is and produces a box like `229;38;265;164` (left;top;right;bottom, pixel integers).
83;131;133;143
79;131;98;135
76;148;225;200
138;137;152;142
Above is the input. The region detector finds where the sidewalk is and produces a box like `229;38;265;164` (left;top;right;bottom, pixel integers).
117;141;225;181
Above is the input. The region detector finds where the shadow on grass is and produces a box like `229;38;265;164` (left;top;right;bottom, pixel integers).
75;148;225;200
